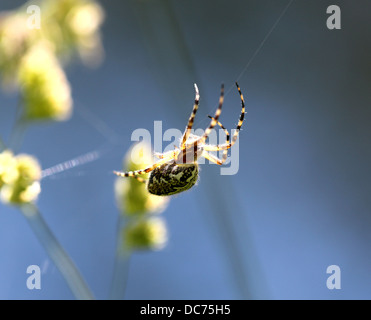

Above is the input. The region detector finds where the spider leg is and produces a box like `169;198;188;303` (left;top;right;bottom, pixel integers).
154;152;165;159
207;115;230;141
203;143;232;151
203;82;245;151
113;156;174;178
200;84;224;142
154;149;178;159
202;151;227;165
207;115;230;163
181;84;200;148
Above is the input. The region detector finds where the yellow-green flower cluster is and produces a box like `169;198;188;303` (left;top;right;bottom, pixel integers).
123;217;167;251
0;0;105;120
0;13;35;86
18;42;72;121
0;151;18;188
0;150;41;205
42;0;104;66
115;142;169;251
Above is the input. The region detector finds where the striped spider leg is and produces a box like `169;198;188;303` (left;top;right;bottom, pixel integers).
202;115;230;165
202;83;245;153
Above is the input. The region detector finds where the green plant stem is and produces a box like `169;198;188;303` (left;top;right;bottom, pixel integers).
9;97;28;153
20;203;94;300
0;136;6;152
9;116;28;153
109;215;131;300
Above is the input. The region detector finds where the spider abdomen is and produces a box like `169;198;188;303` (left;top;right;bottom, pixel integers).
148;162;199;196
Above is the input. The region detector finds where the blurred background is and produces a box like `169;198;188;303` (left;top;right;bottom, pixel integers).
0;0;370;299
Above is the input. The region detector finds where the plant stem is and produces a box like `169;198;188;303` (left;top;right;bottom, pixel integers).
0;136;6;152
9;117;28;153
109;215;131;300
9;98;28;153
20;203;95;300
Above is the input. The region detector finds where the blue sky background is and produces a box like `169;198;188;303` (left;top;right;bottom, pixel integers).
0;0;370;299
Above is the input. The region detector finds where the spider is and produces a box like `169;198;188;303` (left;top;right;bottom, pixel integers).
114;82;245;196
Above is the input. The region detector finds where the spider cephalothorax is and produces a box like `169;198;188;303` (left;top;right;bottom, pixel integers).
114;82;246;196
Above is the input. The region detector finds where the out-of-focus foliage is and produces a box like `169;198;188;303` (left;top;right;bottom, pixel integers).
0;150;41;205
0;150;18;188
0;12;35;85
115;142;170;251
123;217;168;251
0;0;104;120
0;1;106;300
41;0;104;66
0;0;105;201
18;41;72;121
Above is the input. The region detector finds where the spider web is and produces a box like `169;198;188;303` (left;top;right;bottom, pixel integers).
40;101;124;181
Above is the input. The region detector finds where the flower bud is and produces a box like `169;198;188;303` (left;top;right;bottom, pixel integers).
0;153;41;205
17;42;72;121
0;13;34;86
43;0;104;66
66;1;104;65
123;217;168;251
0;150;18;188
